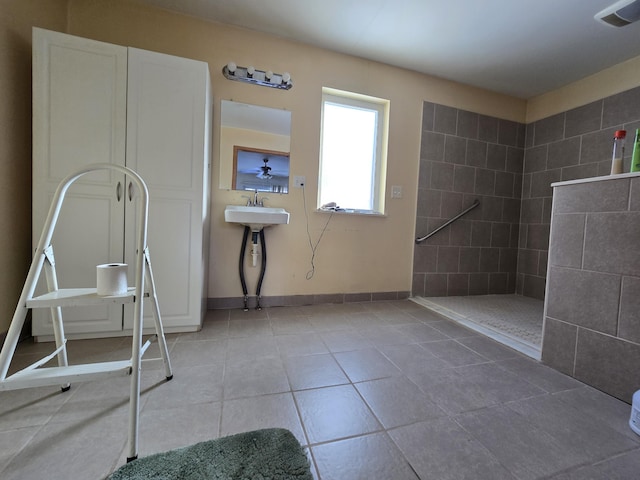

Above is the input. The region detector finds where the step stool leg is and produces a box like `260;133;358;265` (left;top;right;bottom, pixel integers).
143;248;173;380
0;247;49;382
43;246;70;391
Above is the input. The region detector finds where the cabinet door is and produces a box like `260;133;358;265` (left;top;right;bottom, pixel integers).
32;28;127;337
124;48;209;331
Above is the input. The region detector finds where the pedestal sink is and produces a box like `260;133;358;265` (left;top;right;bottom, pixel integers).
224;205;290;232
225;204;290;311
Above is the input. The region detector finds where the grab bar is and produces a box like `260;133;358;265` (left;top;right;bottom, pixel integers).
415;199;480;244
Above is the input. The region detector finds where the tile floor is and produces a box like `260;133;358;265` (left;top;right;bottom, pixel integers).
1;300;639;479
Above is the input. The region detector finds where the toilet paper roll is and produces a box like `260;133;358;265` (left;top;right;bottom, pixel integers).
96;263;128;296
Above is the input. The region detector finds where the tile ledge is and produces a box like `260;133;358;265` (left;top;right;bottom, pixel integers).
552;171;640;188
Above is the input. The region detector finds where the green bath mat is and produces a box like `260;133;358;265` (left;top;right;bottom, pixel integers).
108;428;312;480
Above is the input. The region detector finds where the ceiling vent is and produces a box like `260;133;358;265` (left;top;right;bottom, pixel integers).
596;0;640;26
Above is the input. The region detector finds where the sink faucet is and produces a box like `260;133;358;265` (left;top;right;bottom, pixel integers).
242;190;265;206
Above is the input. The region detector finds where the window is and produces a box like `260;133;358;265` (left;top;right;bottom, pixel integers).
318;88;389;214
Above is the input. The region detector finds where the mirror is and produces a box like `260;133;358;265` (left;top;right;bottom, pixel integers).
220;100;291;192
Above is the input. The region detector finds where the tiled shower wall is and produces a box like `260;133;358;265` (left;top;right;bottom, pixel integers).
412;103;526;297
519;85;640;300
414;85;640;301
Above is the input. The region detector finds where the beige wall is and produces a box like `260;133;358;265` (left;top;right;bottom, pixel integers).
63;0;527;303
4;0;637;333
0;0;68;335
527;54;640;123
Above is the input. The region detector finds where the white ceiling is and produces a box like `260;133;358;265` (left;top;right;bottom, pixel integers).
139;0;640;98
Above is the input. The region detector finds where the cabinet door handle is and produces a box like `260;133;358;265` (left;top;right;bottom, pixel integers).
116;181;122;202
128;182;133;201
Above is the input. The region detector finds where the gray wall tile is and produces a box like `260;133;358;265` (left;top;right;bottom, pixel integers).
518;249;540;276
448;273;469;296
453;165;476;193
474;169;495;196
417;188;442;217
564;100;603;137
459;247;481;272
549;213;585;268
434;104;457;134
534;113;565;145
602;85;640;128
546;267;620;335
547;137;581;170
487;144;507;171
422;101;435;131
506;147;524;173
449;219;472;246
494;171;515;197
481;197;504;222
619;276;640;344
524;145;547;173
437;246;460;272
530;169;562;198
457;110;479;139
541;317;577;376
520;198;544;224
469;273;489;295
502;198;521;224
412;273;426;296
421;132;445;161
583;212;640;275
430;161;455;190
527;224;550;250
561;163;599;182
488;273;508;293
441;191;464;218
574;328;640;403
552;179;630;213
499;248;518;273
629;177;640;210
445;135;467;164
466;140;487;167
491;223;511;248
522;275;546;300
425;273;447;296
498;119;519;147
580;128;616;166
478;115;498;143
471;221;492;246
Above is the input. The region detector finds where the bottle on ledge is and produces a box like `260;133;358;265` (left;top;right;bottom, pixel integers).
630;129;640;173
610;130;626;175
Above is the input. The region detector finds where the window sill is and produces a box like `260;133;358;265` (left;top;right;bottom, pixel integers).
315;208;386;217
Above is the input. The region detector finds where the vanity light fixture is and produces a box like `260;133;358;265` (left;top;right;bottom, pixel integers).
222;62;292;90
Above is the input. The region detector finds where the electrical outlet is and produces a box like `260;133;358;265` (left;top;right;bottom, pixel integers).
294;175;306;188
391;185;402;199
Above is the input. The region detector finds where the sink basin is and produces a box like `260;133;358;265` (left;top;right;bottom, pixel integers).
224;205;290;231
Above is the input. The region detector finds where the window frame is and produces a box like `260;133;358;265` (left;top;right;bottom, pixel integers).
318;87;389;215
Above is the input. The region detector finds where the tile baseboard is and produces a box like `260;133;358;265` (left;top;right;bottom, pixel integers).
207;291;410;310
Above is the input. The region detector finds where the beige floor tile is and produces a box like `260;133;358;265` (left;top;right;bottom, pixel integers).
220;392;306;445
312;432;419;480
284;353;349;391
294;385;381;444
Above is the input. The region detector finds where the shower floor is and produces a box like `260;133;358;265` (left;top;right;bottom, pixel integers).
412;294;544;360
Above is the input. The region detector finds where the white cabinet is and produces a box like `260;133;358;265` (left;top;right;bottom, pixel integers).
31;28;211;339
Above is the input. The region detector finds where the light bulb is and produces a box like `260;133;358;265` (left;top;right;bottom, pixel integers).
282;72;291;84
227;62;236;74
247;66;255;77
265;70;273;81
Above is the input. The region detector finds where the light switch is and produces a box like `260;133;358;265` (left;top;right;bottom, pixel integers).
391;185;402;199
